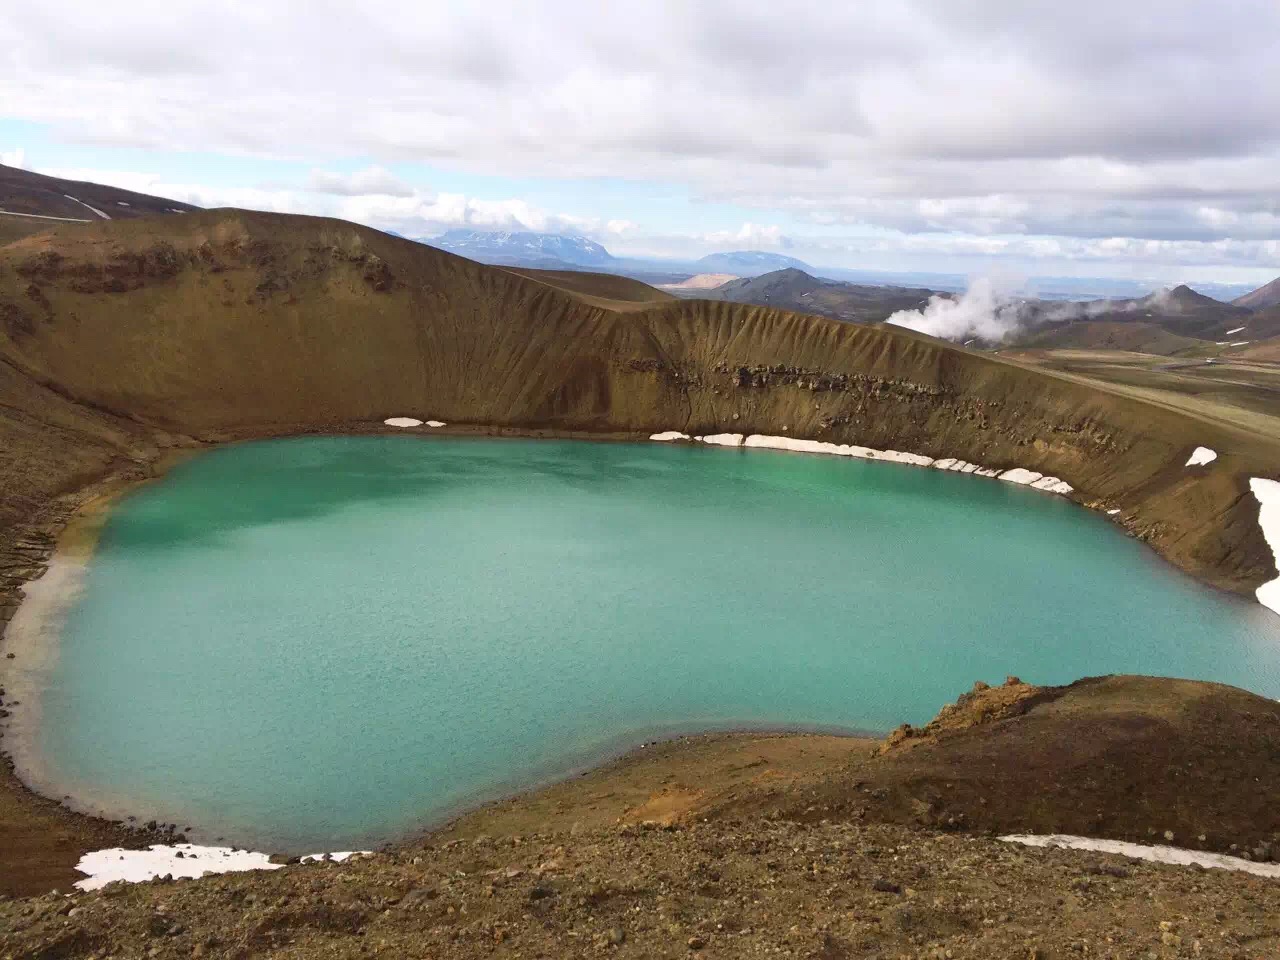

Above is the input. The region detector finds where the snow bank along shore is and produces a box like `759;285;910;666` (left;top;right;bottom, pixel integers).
1001;835;1280;879
384;417;446;428
74;845;369;891
1252;478;1280;615
649;431;1073;495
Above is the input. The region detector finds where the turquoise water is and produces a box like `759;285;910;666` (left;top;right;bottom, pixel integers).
34;436;1280;851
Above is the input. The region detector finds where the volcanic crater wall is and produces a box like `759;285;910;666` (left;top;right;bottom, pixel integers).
0;209;1276;634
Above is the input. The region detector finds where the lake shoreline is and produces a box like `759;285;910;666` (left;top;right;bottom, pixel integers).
0;421;1272;896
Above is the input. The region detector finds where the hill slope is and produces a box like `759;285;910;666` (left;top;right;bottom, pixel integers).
1234;276;1280;310
1014;320;1206;356
710;267;938;323
502;266;676;308
0;163;197;245
1011;284;1256;351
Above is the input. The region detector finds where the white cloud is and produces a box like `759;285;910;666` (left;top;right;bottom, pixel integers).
17;153;1280;277
306;166;412;197
701;223;789;249
3;0;1279;251
27;157;623;243
2;2;1280;277
1;147;27;168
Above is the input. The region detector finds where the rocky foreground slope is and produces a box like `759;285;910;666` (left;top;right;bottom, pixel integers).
6;820;1280;959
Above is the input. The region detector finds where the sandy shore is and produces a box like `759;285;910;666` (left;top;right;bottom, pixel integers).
0;551;92;788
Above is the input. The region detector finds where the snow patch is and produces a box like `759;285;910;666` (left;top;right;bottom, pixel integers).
1108;509;1121;515
0;209;90;223
116;201;131;207
1030;476;1074;494
1185;446;1217;467
62;194;111;220
74;844;368;890
384;417;423;427
1230;341;1251;347
696;433;744;447
998;468;1043;486
1000;835;1280;879
1251;478;1280;615
1225;326;1246;335
650;431;690;441
425;420;446;428
875;450;935;466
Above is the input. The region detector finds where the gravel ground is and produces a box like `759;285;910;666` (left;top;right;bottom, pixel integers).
3;819;1278;959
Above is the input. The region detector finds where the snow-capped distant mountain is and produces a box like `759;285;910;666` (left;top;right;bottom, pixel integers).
428;230;616;267
696;250;812;276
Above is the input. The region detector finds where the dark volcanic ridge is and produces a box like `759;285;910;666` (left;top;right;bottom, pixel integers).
0;164;198;243
1234;275;1280;311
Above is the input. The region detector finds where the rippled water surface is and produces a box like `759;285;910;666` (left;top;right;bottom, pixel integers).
34;436;1280;849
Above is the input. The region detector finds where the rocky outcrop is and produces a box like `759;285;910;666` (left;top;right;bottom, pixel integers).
879;677;1044;754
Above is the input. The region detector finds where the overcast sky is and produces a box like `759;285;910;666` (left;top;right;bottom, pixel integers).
2;1;1279;282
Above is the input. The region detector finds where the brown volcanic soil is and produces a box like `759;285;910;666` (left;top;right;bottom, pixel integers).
0;209;1279;939
4;679;1280;958
1015;319;1207;356
503;265;679;308
443;676;1280;860
1004;349;1280;439
6;822;1280;960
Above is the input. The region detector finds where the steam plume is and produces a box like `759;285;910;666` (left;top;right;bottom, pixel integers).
886;277;1026;342
887;277;1185;343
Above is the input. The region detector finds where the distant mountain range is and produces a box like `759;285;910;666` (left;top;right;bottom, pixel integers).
413;226;1280;350
426;230;616;268
421;229;813;278
693;250;812;274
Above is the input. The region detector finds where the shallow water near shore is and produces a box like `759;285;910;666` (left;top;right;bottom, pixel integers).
16;435;1280;850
